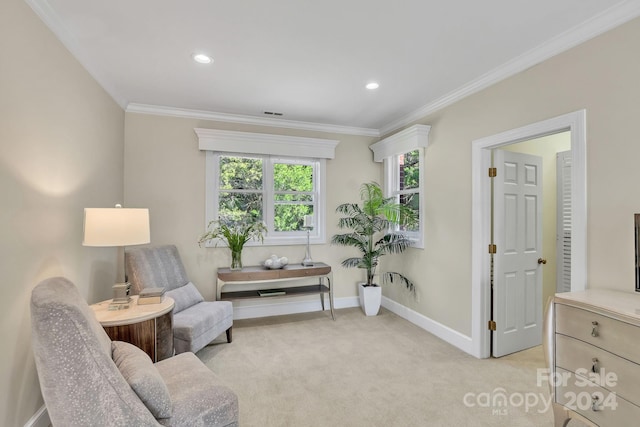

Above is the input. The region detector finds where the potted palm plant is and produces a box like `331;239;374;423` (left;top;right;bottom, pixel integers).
331;182;417;315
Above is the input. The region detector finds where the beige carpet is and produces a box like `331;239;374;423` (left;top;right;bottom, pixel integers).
197;307;581;427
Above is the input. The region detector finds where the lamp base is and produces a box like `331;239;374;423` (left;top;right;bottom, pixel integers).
302;226;313;266
110;282;131;309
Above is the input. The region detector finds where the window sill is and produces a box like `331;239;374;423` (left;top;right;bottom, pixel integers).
203;236;326;248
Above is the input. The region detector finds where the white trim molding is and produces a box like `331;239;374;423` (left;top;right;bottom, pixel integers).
231;294;475;356
470;110;587;358
382;297;474;355
231;296;359;320
379;2;640;136
369;125;430;162
195;128;339;159
130;104;380;137
28;0;640;137
24;405;50;427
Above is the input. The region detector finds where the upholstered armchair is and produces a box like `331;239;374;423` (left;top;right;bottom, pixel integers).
30;277;238;426
125;245;233;354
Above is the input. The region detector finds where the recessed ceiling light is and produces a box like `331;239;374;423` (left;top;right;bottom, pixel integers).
366;82;379;90
193;53;213;64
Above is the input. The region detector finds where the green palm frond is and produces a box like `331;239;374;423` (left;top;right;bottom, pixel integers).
332;182;417;290
383;272;415;294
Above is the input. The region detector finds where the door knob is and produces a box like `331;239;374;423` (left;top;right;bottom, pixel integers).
538;258;547;265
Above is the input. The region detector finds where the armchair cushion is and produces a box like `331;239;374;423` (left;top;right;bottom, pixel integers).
125;245;190;294
173;301;233;354
166;282;204;314
155;352;238;426
112;341;172;419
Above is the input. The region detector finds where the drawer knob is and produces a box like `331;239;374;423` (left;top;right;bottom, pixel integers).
591;394;600;412
591;321;599;337
592;358;599;373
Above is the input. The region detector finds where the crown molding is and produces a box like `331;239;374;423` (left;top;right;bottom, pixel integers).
28;0;640;138
378;0;640;136
127;104;380;137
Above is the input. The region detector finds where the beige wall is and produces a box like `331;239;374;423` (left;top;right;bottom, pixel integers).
123;113;380;303
7;1;640;423
504;132;572;305
126;17;640;340
384;17;640;336
0;0;125;425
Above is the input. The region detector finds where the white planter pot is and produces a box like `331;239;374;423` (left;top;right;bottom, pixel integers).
358;283;382;316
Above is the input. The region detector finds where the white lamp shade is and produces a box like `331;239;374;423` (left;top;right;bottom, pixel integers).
83;208;150;247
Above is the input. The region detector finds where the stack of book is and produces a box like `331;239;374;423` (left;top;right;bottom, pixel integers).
137;287;166;305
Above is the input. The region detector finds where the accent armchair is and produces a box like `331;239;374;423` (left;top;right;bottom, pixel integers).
30;277;238;426
125;245;233;354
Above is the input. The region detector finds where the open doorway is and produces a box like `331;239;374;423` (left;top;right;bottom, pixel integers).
470;110;587;359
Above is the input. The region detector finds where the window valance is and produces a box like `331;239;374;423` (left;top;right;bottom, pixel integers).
195;128;339;159
369;124;430;162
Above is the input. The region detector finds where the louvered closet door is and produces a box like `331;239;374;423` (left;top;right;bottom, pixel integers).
556;151;572;293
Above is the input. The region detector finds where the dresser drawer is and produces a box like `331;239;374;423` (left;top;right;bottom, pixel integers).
556;334;640;405
555;367;640;426
555;303;640;365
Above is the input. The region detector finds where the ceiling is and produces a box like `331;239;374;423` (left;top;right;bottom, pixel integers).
27;0;640;135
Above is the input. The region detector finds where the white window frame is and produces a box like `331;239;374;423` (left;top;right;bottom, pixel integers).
196;128;339;247
206;152;325;246
370;124;430;249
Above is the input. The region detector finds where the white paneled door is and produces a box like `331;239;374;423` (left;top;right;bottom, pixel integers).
492;150;543;357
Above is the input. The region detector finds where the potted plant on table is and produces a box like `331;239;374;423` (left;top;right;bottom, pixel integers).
198;216;267;270
331;182;417;316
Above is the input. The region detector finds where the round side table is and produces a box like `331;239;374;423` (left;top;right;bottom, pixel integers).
91;295;174;361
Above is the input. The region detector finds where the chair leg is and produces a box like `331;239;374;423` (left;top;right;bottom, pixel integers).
226;326;232;343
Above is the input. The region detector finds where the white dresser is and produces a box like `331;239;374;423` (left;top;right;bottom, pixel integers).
544;289;640;426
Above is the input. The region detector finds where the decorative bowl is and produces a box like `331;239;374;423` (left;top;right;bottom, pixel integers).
263;255;288;269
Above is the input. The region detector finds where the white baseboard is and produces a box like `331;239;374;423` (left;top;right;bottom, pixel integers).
232;295;475;356
232;296;359;320
382;296;475;356
24;405;49;427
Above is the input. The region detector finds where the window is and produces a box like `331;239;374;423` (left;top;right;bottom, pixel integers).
208;153;322;245
370;124;429;249
197;128;339;246
388;149;423;246
392;150;421;233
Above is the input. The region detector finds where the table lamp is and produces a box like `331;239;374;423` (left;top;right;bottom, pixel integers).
83;204;150;308
302;214;314;266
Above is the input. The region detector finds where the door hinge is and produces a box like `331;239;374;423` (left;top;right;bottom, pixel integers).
488;320;497;331
488;167;497;177
488;244;497;254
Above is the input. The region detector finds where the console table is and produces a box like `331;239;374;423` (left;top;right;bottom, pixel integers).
217;262;335;320
91;295;175;361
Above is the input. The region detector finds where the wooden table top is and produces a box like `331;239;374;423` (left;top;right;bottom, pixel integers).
217;262;331;282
